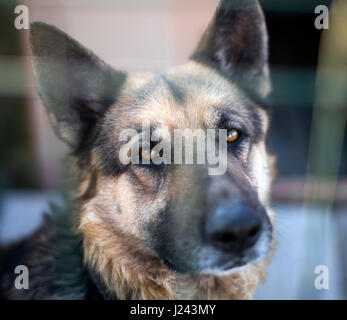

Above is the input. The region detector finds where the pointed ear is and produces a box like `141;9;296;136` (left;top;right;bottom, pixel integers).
191;0;271;99
30;22;126;148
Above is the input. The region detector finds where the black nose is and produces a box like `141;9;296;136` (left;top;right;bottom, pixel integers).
205;204;262;253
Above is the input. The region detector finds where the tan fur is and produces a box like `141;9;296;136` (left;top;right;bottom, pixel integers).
78;196;273;299
68;61;276;299
77;182;273;299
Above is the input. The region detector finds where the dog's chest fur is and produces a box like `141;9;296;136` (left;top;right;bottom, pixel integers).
0;205;270;300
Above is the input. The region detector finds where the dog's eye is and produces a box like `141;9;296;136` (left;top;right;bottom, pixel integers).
226;129;241;143
140;147;157;161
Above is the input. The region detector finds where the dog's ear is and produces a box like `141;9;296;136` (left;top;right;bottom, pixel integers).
191;0;270;98
30;22;126;148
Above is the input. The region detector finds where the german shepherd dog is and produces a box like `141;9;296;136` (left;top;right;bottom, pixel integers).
0;0;275;299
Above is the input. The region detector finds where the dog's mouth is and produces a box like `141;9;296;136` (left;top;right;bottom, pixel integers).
160;249;259;275
220;259;248;271
201;252;257;275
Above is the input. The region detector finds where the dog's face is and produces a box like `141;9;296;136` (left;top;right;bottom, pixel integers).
30;0;274;275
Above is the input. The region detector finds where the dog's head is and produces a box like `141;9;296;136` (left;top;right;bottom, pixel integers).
30;0;274;276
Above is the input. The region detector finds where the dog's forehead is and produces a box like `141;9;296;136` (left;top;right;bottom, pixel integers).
108;60;268;131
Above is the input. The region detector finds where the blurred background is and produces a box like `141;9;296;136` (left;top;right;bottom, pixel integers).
0;0;346;299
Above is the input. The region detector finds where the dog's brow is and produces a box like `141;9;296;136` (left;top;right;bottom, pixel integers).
217;104;265;140
217;109;249;133
129;124;159;136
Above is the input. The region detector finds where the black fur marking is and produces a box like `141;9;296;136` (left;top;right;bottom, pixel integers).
243;103;265;143
94;120;128;177
145;207;177;269
160;75;185;105
0;215;58;299
86;266;113;300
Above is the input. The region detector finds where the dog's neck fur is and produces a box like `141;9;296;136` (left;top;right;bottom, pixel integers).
76;194;269;299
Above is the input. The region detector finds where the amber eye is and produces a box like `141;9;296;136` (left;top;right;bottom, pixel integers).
140;148;157;161
226;129;240;142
